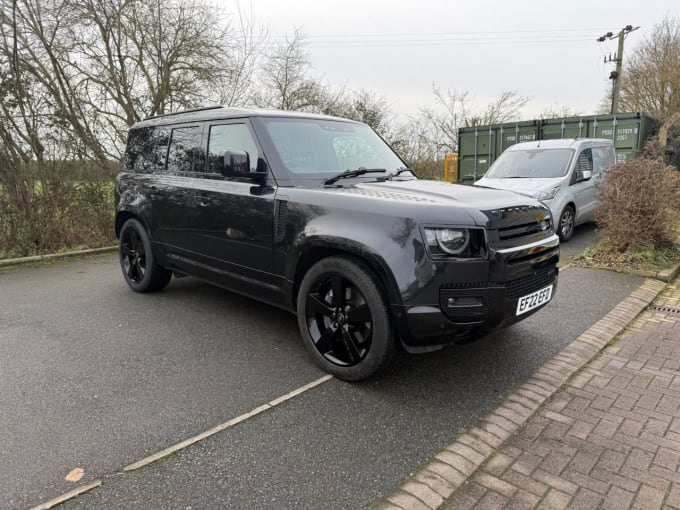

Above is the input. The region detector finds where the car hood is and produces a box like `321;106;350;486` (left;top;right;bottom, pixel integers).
474;177;563;194
354;179;540;207
347;179;551;228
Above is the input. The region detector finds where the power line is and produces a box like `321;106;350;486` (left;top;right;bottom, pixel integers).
265;35;601;49
264;28;608;48
268;27;614;41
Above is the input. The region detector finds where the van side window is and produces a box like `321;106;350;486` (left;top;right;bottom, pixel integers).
207;124;259;175
167;126;202;173
575;148;593;176
592;146;615;174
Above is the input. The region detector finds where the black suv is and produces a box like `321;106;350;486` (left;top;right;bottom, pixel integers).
115;107;559;380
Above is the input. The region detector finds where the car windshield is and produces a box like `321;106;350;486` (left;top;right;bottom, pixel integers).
262;118;407;182
484;148;574;179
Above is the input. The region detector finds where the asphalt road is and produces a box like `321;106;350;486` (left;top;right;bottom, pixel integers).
0;223;639;509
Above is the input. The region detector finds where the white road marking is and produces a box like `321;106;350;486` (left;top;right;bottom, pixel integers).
123;374;334;471
29;480;102;510
30;374;334;509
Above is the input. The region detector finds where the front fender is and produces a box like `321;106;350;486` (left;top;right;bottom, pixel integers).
282;207;426;308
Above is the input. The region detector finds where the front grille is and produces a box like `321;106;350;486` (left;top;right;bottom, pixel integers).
441;267;556;298
505;267;556;298
498;219;548;241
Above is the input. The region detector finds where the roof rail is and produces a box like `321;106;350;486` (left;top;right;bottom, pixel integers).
143;105;224;121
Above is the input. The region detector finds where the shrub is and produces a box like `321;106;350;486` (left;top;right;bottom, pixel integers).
596;158;680;253
0;158;116;259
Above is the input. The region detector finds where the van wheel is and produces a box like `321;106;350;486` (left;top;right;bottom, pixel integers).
558;205;575;242
296;256;395;381
119;219;172;292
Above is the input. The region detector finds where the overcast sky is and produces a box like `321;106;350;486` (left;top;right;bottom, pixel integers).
230;0;678;121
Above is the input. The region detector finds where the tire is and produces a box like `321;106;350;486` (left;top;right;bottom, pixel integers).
119;219;172;292
557;205;575;242
296;256;396;381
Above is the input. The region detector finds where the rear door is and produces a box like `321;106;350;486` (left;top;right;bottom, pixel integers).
149;123;204;254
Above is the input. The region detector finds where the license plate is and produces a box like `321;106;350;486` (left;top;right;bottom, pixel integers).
516;285;553;316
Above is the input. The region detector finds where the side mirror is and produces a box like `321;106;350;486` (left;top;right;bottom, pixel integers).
579;170;592;181
218;150;267;183
218;150;249;177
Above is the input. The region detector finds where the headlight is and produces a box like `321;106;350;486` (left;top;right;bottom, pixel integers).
424;228;470;255
527;185;561;201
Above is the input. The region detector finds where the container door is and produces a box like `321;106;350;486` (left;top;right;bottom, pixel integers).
458;127;495;184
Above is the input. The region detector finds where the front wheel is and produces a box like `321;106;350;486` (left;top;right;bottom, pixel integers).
557;205;575;242
119;219;172;292
296;256;396;381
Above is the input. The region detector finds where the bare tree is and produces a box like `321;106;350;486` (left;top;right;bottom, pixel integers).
617;15;680;118
259;29;321;111
540;103;583;119
418;86;528;155
218;3;269;107
0;0;255;255
419;87;473;155
0;0;234;161
318;88;393;134
464;90;530;127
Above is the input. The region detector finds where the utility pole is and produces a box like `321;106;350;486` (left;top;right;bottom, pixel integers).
597;25;640;114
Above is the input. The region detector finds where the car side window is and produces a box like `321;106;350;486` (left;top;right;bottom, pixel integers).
124;126;170;174
207;124;259;175
167;126;202;173
574;148;593;176
592;146;615;175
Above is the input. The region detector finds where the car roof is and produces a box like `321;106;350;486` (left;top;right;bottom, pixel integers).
505;138;614;151
133;106;360;128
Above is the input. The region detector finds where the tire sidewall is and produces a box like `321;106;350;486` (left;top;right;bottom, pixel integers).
296;256;394;381
558;206;575;242
119;218;156;292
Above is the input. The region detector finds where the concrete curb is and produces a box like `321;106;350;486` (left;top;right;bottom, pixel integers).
371;278;667;510
571;260;680;283
0;246;118;269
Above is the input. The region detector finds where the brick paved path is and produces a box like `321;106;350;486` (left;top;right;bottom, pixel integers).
441;282;680;510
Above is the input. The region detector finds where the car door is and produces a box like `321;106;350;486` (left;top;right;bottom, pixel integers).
145;123;205;255
189;119;278;289
571;148;596;223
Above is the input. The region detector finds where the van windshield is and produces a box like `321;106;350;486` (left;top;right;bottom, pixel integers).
484;149;574;179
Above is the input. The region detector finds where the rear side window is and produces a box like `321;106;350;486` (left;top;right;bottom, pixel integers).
207;123;259;174
124;127;169;174
167;126;202;173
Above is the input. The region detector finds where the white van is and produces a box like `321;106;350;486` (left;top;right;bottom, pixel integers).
474;139;616;241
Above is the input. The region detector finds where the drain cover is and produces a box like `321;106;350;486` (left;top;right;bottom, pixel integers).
651;305;680;314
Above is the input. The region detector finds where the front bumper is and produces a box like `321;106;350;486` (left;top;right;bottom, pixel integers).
395;234;560;348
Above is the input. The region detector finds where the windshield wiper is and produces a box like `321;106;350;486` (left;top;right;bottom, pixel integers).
386;167;416;179
323;168;386;186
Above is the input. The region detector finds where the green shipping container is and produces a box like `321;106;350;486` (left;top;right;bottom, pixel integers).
457;112;658;184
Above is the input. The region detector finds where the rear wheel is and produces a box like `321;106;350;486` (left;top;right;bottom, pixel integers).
558;205;575;242
119;219;172;292
296;256;395;381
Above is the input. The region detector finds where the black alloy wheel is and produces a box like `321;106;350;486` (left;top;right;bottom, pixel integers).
119;219;172;292
121;227;146;283
297;256;395;381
